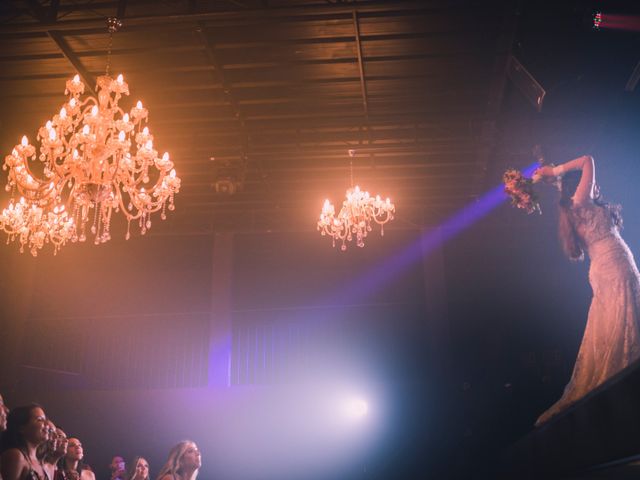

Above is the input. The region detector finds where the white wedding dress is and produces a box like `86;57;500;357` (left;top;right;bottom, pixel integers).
536;201;640;425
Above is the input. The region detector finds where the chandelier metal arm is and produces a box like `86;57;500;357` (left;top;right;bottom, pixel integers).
5;156;53;202
115;189;142;222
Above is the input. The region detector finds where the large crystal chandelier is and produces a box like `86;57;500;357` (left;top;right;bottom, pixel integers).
1;19;180;256
317;149;395;250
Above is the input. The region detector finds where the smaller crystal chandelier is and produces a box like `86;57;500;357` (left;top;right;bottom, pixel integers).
0;18;180;255
317;149;395;250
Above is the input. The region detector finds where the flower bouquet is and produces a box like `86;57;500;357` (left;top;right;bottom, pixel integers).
503;168;541;215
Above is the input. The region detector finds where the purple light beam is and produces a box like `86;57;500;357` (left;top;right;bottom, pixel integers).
324;163;540;305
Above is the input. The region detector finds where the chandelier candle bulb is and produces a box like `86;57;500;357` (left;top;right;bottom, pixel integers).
65;75;84;96
132;101;148;120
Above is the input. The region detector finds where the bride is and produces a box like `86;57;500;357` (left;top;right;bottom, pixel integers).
533;155;640;426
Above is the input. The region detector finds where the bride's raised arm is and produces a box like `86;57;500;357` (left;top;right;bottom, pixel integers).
553;155;595;205
535;155;595;205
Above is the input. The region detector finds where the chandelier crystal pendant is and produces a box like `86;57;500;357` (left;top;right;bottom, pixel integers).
317;149;395;250
0;20;180;256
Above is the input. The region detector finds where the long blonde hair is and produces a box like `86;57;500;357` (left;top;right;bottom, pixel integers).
128;456;150;480
155;441;199;480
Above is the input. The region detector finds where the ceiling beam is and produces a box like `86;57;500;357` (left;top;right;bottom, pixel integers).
48;0;60;23
195;21;249;178
472;1;519;195
195;23;245;127
0;1;469;34
116;0;128;20
47;30;97;96
24;0;61;24
26;0;46;23
352;10;370;124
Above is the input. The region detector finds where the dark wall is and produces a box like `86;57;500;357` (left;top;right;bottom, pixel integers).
1;235;213;392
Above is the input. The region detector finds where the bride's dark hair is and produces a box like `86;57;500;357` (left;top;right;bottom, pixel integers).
558;170;623;261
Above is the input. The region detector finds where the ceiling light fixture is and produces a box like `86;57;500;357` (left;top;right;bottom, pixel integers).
317;149;395;250
0;18;180;255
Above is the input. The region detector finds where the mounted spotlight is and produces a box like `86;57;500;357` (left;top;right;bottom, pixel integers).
214;179;238;195
211;155;245;195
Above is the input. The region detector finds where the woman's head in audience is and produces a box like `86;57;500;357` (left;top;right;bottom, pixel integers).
110;455;126;478
0;394;8;432
53;427;68;458
37;420;59;459
129;456;150;480
66;437;84;462
156;441;201;480
0;404;48;452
